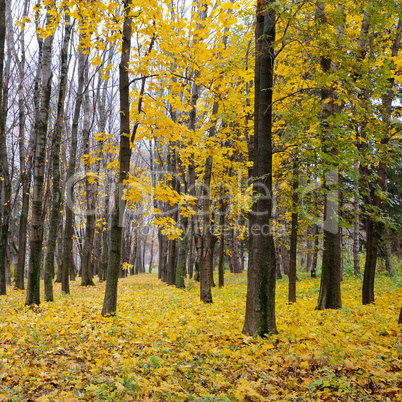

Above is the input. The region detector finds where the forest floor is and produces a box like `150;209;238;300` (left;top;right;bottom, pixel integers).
0;270;400;401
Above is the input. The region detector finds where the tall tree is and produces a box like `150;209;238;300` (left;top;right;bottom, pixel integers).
44;11;72;301
243;0;277;336
14;0;31;290
316;2;343;310
362;15;401;305
101;0;133;316
61;36;87;295
25;7;54;306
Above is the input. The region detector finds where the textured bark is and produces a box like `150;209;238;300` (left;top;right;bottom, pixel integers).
81;56;95;287
353;199;360;276
362;16;401;305
243;0;277;336
44;13;71;301
14;0;30;290
317;175;342;309
176;216;187;288
0;0;9;295
62;40;86;295
315;2;343;310
25;9;54;306
199;154;214;303
399;306;402;325
218;206;225;287
231;227;242;273
311;224;319;278
288;163;298;303
102;0;133;315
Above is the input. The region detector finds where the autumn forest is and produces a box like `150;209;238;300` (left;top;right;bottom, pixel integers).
0;0;401;400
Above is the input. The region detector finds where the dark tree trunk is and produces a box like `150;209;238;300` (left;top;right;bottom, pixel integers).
317;173;342;309
15;0;30;290
362;215;378;305
81;57;95;287
398;306;402;325
353;198;360;276
44;13;71;301
61;40;86;295
243;0;277;336
176;216;187;288
232;227;242;273
55;214;63;282
218;209;225;287
311;227;319;279
288;162;298;303
102;1;132;314
25;10;54;306
0;0;9;296
315;3;343;310
362;15;401;305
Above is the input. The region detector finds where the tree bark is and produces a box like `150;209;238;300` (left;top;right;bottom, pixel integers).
81;53;95;287
243;0;277;336
362;16;401;305
62;38;86;295
315;2;343;310
102;0;133;315
13;0;30;290
44;12;72;301
25;9;54;305
288;162;298;303
353;197;360;276
0;0;9;296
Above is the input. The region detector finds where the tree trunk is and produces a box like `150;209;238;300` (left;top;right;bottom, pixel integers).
25;9;54;306
317;172;342;310
353;198;360;276
14;0;30;290
0;0;9;296
315;3;343;310
218;208;225;287
176;214;187;288
288;162;298;303
62;39;86;295
102;0;133;315
243;0;277;336
44;13;72;301
362;16;401;304
148;236;154;273
81;55;95;287
311;224;319;278
398;306;402;325
232;226;242;273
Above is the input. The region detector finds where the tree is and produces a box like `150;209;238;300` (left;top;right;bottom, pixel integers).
25;6;54;306
315;1;343;310
44;11;72;301
101;0;133;316
243;0;278;336
62;35;87;295
0;0;8;296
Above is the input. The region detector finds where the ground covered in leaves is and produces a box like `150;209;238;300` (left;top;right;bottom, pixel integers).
0;271;400;401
